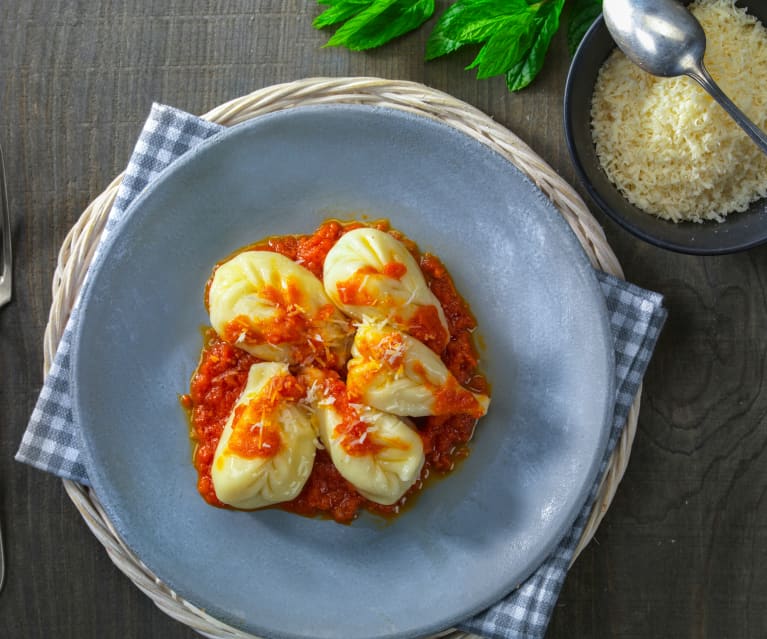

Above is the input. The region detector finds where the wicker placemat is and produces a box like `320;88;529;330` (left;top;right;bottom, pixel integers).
44;77;640;639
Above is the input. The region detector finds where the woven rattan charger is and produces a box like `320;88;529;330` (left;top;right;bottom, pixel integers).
44;77;640;639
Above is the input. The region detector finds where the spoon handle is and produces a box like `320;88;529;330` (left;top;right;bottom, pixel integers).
687;63;767;156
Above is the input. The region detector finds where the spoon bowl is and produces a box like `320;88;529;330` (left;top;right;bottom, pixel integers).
604;0;706;77
602;0;767;155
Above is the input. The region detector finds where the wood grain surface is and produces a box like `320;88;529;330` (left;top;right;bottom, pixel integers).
1;1;766;638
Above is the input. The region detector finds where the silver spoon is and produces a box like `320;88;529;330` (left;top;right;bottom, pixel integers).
603;0;767;155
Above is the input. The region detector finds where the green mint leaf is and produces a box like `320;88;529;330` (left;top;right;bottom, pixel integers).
505;0;564;92
317;0;435;51
426;0;565;90
425;0;530;60
567;0;602;55
466;20;536;79
313;0;375;29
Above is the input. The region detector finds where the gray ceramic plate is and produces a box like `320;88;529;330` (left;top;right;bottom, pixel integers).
72;105;615;639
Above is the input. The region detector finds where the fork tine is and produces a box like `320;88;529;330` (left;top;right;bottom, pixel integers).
0;142;11;308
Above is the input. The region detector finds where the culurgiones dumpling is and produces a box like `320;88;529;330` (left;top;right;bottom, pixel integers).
299;368;425;506
322;227;449;352
211;362;318;509
207;250;353;368
346;323;490;419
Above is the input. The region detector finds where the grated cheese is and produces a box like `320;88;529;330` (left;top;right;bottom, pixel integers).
349;403;378;424
302;380;322;406
591;0;767;222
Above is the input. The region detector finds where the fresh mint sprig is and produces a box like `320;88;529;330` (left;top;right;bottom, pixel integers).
313;0;435;51
567;0;603;55
312;0;602;91
425;0;564;91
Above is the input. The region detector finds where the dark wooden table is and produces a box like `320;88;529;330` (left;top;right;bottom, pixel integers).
2;1;766;638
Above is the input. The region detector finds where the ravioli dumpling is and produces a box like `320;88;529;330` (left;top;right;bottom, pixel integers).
211;362;317;510
208;250;352;368
346;323;490;419
300;368;425;505
323;228;449;352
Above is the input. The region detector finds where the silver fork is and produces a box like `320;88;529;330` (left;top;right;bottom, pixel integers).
0;141;11;310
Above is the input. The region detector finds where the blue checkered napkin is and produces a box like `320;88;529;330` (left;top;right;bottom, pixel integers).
16;104;667;639
458;273;666;639
15;104;225;484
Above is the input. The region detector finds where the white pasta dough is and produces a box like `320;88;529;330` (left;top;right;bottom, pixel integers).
323;228;449;350
211;362;318;510
301;369;424;505
208;250;352;367
346;323;490;418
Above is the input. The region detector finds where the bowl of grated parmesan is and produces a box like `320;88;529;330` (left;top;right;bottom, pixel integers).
564;0;767;254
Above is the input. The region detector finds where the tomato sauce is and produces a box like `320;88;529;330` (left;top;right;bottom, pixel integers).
405;305;449;353
312;374;387;457
225;374;305;459
183;220;489;523
335;260;408;306
185;332;258;507
226;403;284;459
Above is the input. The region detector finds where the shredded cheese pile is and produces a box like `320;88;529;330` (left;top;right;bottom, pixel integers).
591;0;767;222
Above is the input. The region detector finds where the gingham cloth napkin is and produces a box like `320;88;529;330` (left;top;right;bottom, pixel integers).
16;103;667;639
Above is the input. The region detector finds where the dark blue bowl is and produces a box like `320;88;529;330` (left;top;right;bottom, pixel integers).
564;7;767;255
